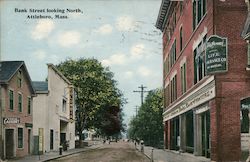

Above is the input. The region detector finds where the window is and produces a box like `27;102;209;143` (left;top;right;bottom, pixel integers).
193;0;206;30
194;35;206;84
164;84;170;107
170;75;177;103
181;63;187;94
18;93;22;112
18;128;23;148
62;99;66;112
170;40;177;67
9;90;14;110
248;43;250;67
17;70;22;88
164;57;170;76
180;1;183;14
241;108;249;133
28;97;31;114
180;27;183;51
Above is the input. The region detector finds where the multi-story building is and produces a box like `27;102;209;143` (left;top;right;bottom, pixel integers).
32;64;75;154
0;61;35;159
156;0;250;161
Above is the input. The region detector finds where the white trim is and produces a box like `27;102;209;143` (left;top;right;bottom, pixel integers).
179;56;186;68
170;70;177;80
192;26;208;50
163;75;214;116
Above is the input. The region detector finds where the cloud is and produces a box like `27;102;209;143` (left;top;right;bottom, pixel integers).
130;44;145;59
57;31;81;47
116;16;136;31
33;50;46;60
48;54;60;64
124;71;134;79
101;53;127;66
95;24;113;35
31;20;55;40
137;66;152;77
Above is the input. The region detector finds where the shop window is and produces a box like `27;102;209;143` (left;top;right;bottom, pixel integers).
9;90;14;110
180;27;183;51
18;128;23;148
241;108;249;133
18;93;22;112
181;63;187;94
17;70;22;88
170;117;179;150
194;35;207;84
28;97;31;115
62;99;66;112
193;0;207;30
186;110;194;152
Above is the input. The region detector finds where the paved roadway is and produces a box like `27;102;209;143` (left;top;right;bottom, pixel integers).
48;141;150;162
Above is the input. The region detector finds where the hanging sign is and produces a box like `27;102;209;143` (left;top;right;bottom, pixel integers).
69;85;74;122
206;35;228;74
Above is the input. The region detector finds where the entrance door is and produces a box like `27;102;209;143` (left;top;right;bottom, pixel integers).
50;130;54;150
28;129;31;154
60;133;66;145
201;111;210;158
5;129;14;158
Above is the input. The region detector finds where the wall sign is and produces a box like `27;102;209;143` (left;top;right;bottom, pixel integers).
206;35;228;74
3;117;20;124
241;97;250;110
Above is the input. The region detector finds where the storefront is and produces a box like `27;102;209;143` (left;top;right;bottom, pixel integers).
164;76;215;158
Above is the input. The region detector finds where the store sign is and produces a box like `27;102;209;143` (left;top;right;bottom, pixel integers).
3;117;20;124
69;85;74;122
164;86;215;121
206;35;228;74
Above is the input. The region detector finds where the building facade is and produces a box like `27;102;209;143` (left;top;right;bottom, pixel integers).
0;61;35;159
32;64;75;154
156;0;250;161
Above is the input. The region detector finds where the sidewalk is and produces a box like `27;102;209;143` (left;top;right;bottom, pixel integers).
133;143;210;162
6;142;102;162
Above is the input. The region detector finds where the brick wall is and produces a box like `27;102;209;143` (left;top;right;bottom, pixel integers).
3;65;33;157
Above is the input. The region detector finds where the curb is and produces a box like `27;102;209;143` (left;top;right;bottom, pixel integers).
42;145;102;162
135;146;152;161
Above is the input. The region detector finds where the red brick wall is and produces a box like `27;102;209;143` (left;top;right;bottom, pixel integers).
3;65;33;157
212;0;249;161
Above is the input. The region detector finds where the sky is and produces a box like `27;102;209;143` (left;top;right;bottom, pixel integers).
0;0;163;126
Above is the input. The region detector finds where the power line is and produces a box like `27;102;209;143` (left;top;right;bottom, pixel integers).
133;84;150;106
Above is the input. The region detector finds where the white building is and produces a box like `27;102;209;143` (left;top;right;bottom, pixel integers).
32;64;75;154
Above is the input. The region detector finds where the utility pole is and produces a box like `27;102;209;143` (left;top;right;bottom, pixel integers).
133;84;149;106
135;106;138;117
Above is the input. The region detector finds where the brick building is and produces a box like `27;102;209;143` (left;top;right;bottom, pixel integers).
156;0;250;161
0;61;35;159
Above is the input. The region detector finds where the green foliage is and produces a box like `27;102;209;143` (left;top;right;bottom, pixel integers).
127;88;163;148
56;58;126;138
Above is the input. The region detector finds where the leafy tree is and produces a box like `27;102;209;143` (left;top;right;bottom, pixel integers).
56;58;126;140
127;88;163;147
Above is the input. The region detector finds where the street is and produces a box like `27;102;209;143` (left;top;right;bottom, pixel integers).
48;141;150;162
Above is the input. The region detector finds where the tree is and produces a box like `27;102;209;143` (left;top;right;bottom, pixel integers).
56;58;126;140
127;88;163;147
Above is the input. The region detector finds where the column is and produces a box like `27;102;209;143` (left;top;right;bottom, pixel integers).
194;112;202;156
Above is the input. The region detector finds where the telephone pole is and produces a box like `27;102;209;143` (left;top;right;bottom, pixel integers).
133;84;149;106
135;106;139;117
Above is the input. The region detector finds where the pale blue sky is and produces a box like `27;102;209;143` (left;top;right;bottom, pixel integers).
0;0;163;125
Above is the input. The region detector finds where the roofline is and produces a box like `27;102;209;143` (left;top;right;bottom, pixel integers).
47;63;72;85
155;0;171;32
0;61;36;95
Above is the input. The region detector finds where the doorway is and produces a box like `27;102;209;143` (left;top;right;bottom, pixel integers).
201;110;210;158
5;129;14;158
28;129;31;154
